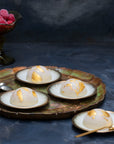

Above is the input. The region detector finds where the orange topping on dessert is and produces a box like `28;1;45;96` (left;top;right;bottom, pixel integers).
101;110;110;117
78;81;85;93
23;87;29;91
32;72;42;82
88;110;96;119
17;90;23;102
36;66;44;72
32;91;37;97
65;81;85;96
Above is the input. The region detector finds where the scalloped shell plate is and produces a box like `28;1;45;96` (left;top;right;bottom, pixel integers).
0;90;49;109
72;111;114;133
15;68;61;85
48;81;96;100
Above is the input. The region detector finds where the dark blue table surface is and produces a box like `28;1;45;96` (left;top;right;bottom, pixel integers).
0;42;114;144
0;0;114;143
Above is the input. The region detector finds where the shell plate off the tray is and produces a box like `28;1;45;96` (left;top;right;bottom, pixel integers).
72;109;114;133
0;66;106;120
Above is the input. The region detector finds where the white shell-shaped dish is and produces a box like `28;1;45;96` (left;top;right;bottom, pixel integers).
15;68;61;85
48;81;96;100
0;90;49;109
72;110;114;133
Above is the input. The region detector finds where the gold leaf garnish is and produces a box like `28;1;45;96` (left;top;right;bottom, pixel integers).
79;82;85;92
88;110;96;119
61;90;64;93
23;88;29;91
66;83;73;88
32;91;37;97
101;110;110;117
65;81;85;96
75;81;85;96
32;72;42;82
17;90;23;102
104;117;109;122
70;79;77;82
36;66;44;72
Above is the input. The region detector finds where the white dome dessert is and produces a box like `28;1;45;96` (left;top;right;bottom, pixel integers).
83;109;113;129
10;87;38;107
26;65;52;83
60;79;87;98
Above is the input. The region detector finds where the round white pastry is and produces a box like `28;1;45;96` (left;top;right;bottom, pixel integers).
26;65;52;83
10;87;38;107
83;109;113;129
60;78;87;98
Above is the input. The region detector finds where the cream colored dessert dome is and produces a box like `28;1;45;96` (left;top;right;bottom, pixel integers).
83;109;113;129
60;78;87;98
10;87;38;107
26;65;52;83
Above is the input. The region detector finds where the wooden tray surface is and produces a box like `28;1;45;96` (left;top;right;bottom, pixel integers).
0;66;106;120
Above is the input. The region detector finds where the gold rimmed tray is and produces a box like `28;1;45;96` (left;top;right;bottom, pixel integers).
0;66;106;120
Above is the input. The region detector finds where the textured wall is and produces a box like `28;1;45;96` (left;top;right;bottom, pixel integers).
0;0;114;42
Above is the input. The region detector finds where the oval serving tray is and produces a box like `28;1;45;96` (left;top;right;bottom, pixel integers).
0;66;106;120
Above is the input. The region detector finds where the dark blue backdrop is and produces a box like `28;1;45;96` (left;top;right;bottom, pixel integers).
0;1;114;144
0;0;114;43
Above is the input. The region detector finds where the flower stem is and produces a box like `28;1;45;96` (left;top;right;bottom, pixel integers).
0;35;4;52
